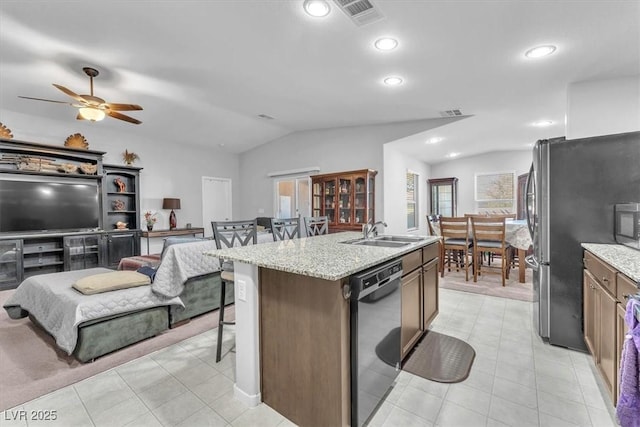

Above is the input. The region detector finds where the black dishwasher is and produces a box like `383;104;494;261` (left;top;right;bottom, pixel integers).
350;259;403;427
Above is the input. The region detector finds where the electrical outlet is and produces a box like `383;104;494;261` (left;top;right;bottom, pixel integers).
237;279;247;302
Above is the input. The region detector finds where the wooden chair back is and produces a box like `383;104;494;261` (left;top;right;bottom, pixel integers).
439;216;470;243
271;217;301;241
470;216;507;248
304;216;329;237
211;219;258;249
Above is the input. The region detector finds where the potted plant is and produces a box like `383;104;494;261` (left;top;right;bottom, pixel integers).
144;211;157;231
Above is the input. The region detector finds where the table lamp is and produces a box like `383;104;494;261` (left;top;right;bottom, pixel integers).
162;198;181;230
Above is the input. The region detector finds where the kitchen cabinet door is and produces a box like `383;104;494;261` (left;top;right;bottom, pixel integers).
615;302;626;406
422;258;439;329
583;270;596;356
401;268;422;359
598;282;616;402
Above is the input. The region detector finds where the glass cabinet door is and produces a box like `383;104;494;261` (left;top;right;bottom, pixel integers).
0;240;22;290
323;179;337;224
354;176;366;225
337;178;352;225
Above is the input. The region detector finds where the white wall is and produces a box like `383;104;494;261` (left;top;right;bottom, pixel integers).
1;110;241;253
566;76;640;139
382;144;430;235
429;150;531;216
238;117;459;221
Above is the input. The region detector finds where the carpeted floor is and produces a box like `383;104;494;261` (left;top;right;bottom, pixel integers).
438;264;534;301
0;289;234;411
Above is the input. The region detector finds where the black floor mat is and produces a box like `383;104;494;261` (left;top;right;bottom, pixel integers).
402;330;476;383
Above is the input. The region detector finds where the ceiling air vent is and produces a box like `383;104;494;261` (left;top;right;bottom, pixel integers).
332;0;384;26
439;109;464;117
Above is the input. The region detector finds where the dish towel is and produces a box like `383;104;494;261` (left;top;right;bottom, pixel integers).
617;298;640;427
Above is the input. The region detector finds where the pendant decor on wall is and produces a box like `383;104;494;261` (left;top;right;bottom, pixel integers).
122;149;139;165
64;133;89;149
0;122;13;139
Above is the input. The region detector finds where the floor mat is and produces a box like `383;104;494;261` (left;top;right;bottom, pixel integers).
402;330;476;383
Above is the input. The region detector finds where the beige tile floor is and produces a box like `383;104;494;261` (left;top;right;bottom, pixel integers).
0;289;618;427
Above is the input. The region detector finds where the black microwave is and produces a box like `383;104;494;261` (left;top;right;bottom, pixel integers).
615;203;640;250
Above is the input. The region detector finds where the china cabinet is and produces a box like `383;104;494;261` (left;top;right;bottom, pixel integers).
428;177;458;217
311;169;376;232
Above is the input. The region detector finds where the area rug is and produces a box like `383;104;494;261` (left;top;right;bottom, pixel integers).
439;265;534;301
0;289;234;411
402;330;475;383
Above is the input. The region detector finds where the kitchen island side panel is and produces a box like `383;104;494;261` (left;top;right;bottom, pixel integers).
259;267;350;427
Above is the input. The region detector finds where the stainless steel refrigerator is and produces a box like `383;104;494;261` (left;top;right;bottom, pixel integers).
526;131;640;350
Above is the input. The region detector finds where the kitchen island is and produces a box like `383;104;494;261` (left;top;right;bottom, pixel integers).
205;231;440;427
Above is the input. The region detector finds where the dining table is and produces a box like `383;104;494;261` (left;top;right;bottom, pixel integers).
432;219;533;283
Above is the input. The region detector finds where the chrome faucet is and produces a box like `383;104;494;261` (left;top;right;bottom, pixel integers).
362;220;387;239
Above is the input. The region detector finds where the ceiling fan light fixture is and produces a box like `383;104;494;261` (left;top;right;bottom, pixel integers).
525;45;557;58
304;0;330;17
79;107;105;122
383;76;403;86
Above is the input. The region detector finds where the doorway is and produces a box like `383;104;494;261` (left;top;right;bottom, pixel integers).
202;176;232;238
274;176;311;219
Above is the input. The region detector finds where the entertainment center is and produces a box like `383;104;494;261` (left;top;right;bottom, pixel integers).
0;138;142;290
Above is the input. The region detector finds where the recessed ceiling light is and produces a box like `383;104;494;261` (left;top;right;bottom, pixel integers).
425;137;443;144
446;152;460;158
525;45;557;58
374;38;398;51
303;0;330;17
383;76;403;86
532;120;553;127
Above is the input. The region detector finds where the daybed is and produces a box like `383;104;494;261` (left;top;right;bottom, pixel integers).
3;239;227;362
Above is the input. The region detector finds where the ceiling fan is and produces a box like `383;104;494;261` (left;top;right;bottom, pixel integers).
19;67;143;124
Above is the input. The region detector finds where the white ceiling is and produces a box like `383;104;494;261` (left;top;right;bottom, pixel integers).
0;1;638;164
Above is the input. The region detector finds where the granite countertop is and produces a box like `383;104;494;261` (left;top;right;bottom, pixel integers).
581;243;640;283
204;231;440;281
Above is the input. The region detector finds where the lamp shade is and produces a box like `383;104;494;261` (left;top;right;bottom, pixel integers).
162;198;181;210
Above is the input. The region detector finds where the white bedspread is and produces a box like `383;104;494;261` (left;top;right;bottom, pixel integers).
152;240;221;298
3;268;182;355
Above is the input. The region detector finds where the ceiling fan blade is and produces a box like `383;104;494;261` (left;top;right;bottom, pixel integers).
105;103;143;111
18;96;72;105
107;110;142;125
76;113;86;121
52;84;87;103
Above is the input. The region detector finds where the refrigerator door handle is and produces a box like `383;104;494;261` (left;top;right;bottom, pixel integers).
525;162;535;238
525;254;539;271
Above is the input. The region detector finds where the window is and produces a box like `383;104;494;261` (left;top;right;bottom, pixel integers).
406;171;419;229
274;176;311;218
428;177;458;217
475;171;516;214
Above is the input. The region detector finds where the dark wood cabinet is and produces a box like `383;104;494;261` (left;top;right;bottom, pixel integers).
311;169;376;232
0;140;143;287
400;242;440;360
103;164;142;232
105;231;141;268
428;177;458;217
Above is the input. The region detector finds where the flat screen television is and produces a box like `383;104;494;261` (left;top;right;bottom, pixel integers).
0;178;100;233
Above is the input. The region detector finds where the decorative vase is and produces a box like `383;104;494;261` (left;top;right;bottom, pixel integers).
147;224;154;231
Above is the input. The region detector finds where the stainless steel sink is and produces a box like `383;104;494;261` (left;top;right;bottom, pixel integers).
350;239;409;248
374;235;426;243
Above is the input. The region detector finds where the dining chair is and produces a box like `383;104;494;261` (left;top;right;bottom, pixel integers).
470;216;512;286
439;216;474;281
303;216;329;236
211;219;258;362
270;217;301;241
426;214;440;236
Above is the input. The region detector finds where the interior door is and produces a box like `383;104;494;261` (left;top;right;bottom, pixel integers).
202;177;232;238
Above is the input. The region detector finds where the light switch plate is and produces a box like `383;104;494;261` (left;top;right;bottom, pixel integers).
237;279;247;302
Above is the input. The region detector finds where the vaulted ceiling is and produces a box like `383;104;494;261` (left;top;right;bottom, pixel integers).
1;1;638;163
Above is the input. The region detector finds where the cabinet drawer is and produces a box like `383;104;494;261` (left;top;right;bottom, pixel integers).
584;251;617;296
617;273;638;304
402;249;422;275
422;242;439;264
